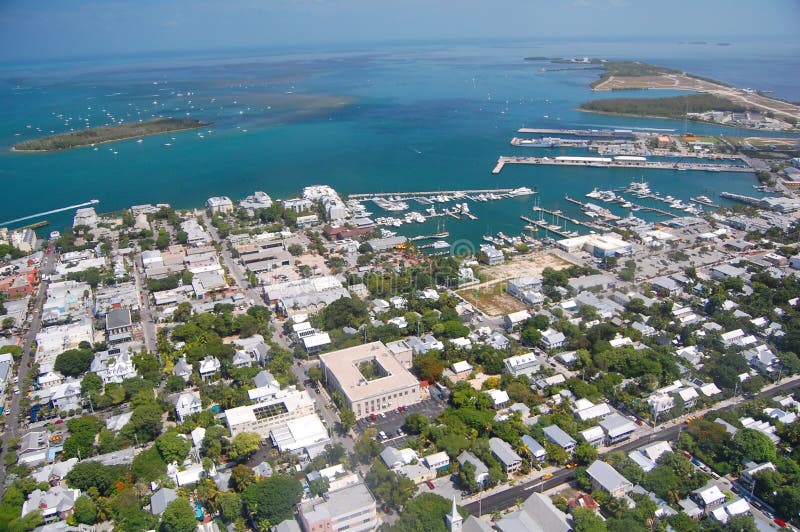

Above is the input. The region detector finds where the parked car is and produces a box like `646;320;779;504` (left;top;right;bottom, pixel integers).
542;472;554;480
379;431;387;440
426;480;435;490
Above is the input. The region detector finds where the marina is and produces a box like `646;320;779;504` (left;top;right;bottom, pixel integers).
348;187;535;201
491;155;754;175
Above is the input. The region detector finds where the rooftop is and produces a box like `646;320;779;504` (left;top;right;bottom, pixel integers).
319;342;419;403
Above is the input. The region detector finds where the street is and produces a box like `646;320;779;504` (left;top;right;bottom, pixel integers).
0;243;56;496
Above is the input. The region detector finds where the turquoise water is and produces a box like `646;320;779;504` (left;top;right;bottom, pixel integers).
1;38;798;241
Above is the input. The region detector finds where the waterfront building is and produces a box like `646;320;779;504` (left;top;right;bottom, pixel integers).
206;196;234;214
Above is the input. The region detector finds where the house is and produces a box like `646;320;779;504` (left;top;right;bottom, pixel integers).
167;461;214;487
586;460;633;497
479;244;504;265
172;391;202;423
198;355;221;380
21;485;81;523
507;276;544;306
709;498;751;524
149;487;177;516
744;344;780;374
50;381;82;411
487;389;510;410
302;332;332;354
399;462;436;485
486;332;510;351
423;451;450;471
31;458;78;485
711;263;747;281
503;352;541;378
380;446;418;470
105;308;133;345
690;484;726;514
738;462;775;491
90;349;137;384
504;310;530;330
580;426;605;447
650;276;680;296
495;492;571;532
600;413;637;445
231;335;270;367
407;334;444;355
451;360;474;381
173;356;192;381
18;430;51;466
521;435;546;463
457;451;489;486
647;393;674;416
540;329;565;350
628;441;673;472
543;425;576;454
574;402;611;422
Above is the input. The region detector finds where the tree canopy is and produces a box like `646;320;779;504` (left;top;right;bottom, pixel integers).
241;475;303;527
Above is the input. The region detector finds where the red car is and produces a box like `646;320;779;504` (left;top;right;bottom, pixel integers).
54;419;64;425
370;413;377;421
426;481;435;490
635;419;644;426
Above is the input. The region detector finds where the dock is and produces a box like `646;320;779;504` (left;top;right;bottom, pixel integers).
719;192;762;206
348;188;531;200
517;128;635;138
520;215;572;239
491;156;754;174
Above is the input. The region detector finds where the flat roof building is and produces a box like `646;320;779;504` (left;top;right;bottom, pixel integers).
224;388;315;439
319;342;422;417
298;481;378;532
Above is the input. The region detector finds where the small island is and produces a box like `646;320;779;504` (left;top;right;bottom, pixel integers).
12;118;211;152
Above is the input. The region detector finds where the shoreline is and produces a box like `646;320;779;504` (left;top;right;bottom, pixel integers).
10;122;211;153
575;107;795;133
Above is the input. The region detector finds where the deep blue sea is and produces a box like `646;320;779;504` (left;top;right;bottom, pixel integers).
1;37;798;245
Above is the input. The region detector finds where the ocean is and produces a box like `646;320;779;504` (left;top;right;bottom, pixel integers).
1;37;798;246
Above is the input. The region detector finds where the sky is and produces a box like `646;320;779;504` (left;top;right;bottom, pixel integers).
1;0;798;62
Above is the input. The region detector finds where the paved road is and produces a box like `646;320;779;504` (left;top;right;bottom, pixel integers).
0;244;56;496
464;378;800;517
131;256;156;353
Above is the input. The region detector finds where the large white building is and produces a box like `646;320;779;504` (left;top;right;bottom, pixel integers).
299;481;378;532
224;387;315;439
319;342;422;418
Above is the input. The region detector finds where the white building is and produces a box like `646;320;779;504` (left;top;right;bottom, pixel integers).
206;196;234;214
90;349;137;384
225;388;316;439
173;391;202;423
503;352;542;378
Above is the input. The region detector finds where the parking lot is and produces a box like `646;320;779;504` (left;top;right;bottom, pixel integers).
355;397;447;443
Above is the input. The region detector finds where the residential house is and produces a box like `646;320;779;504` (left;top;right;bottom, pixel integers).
172;356;192;382
540;329;566;350
407;334;444;355
479;244;504;265
457;451;489;487
543;425;576;454
487;389;510;410
149;487;177;516
380;446;418;470
21;486;81;523
600;413;637;445
690;484;726;514
586;460;633;498
198;355;221;381
580;426;605;447
521;435;546;463
90;349;137;384
504;310;530;330
744;344;780;374
628;441;673;472
486;332;510;351
172;391;202;423
503;352;541;378
50;381;82;411
423;451;450;471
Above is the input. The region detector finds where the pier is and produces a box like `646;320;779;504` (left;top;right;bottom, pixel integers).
517;128;634;138
348;188;531;200
719;192;762;206
491;156;754;174
410;232;450;241
520;215;572;239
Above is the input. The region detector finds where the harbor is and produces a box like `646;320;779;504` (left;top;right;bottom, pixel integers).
348;187;535;202
491;156;754;174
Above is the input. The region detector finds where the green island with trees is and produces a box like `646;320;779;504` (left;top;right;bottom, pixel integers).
578;93;748;120
11;118;211;152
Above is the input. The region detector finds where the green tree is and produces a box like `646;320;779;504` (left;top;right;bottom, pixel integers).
158;498;197;532
54;348;94;377
308;477;330;497
230;465;257;492
155;431;192;464
388;493;464;532
65;461;126;496
242;475;303;526
354;431;382;464
287;243;304;256
572;506;607;532
131;446;167;483
520;326;542;346
307;366;323;383
73;496;97;525
121;402;163;443
81;372;103;396
734;428;777;463
574;442;599;465
228;432;261;461
339;408;355;431
404;413;429;434
218;491;243;523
